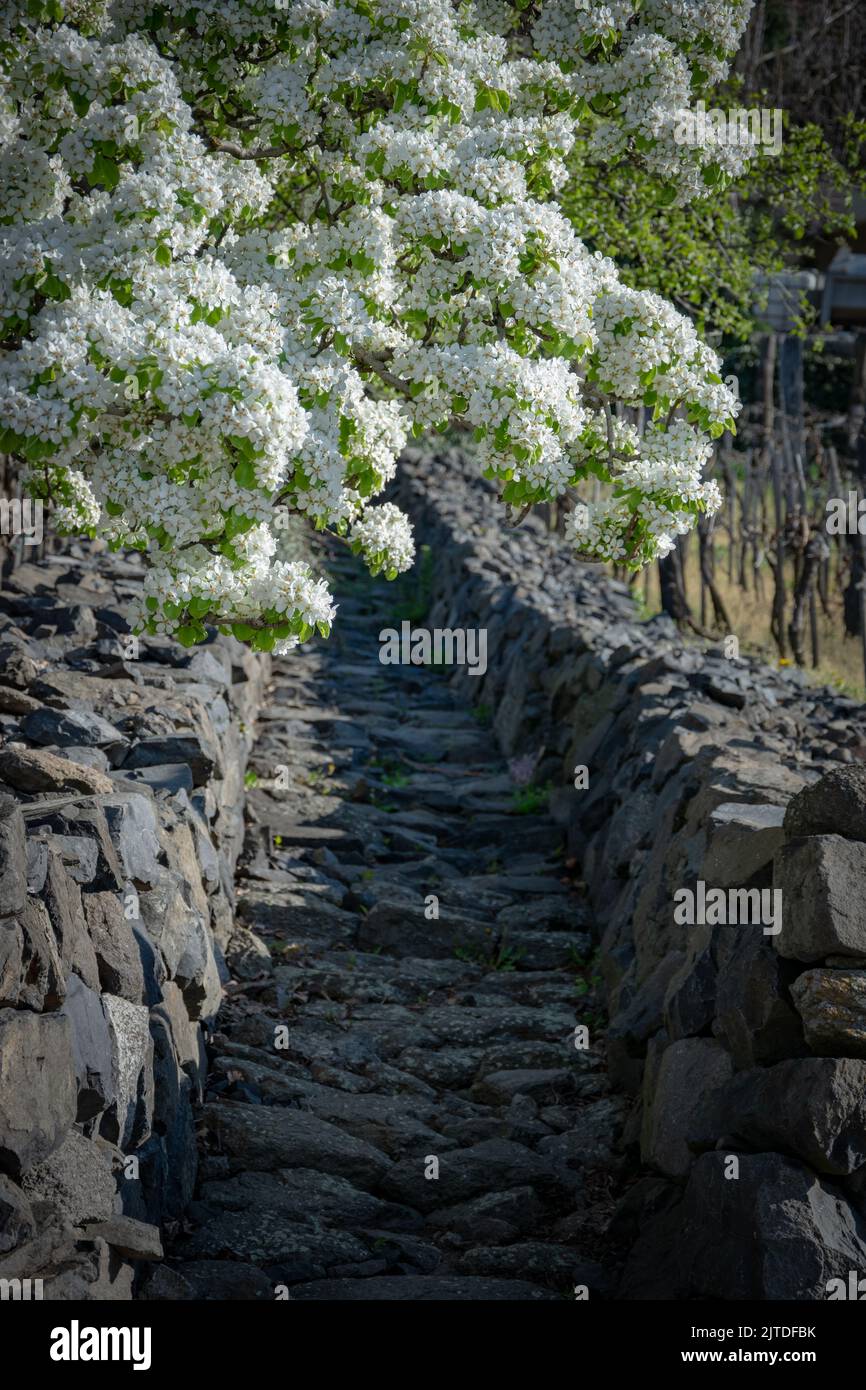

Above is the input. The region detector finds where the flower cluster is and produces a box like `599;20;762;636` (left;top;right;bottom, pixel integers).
0;0;751;648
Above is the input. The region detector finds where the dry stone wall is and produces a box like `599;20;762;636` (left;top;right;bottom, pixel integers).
398;448;866;1301
4;451;866;1300
0;544;267;1298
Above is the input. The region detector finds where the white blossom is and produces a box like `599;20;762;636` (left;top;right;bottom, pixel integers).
0;0;751;648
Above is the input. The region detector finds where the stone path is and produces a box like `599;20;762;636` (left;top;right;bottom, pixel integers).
148;550;625;1301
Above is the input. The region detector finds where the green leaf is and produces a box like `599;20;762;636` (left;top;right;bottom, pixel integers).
232;457;257;488
89;152;120;191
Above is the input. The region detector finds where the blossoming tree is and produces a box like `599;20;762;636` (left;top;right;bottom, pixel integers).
1;0;752;651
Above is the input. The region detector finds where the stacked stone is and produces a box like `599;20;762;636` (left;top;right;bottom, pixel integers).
0;547;266;1298
398;448;866;1301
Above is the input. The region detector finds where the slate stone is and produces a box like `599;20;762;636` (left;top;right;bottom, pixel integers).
100;794;162;888
0;796;26;918
21;707;128;757
26;804;123;893
123;735;216;787
62;973;115;1122
41;850;100;990
115;763;194;795
82;892;145;1003
0;1009;76;1176
775;836;866;961
138;870;220;1019
0;745;114;794
16;896;65;1011
47;835;99;884
0;920;23;1009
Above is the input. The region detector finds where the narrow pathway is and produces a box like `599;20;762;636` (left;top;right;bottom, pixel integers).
154;550;625;1301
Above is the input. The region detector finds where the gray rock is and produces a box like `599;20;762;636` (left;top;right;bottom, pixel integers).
289;1275;556;1300
101;795;162;888
198;1168;416;1232
775;836;866;961
0;1009;76;1175
82;1215;162;1260
27;804;124;893
784;766;866;842
471;1069;575;1106
791;968;866;1057
102;994;152;1149
427;1186;543;1242
115;763;194;795
200;1102;392;1188
62;973;115;1121
139;871;220;1020
663;928;717;1039
179;1211;369;1273
21;1131;117;1226
22;707;127;756
456;1242;608;1290
82;892;145;1003
0;920;23;1008
0;797;26;918
701;801;785;886
47;835;99;884
697;1057;866;1176
606;951;685;1091
641;1038;732;1178
0;745;114;794
41;850;100;990
621;1152;866;1300
358;897;490;960
714;929;805;1066
223;925;273;980
15;897;65;1011
537;1096;624;1169
123;735;216;787
141;1259;273;1301
381;1138;561;1213
0;1175;35;1253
